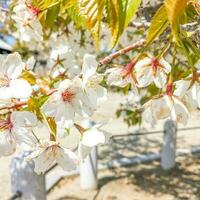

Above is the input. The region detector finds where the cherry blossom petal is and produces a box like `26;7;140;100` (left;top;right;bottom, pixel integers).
26;56;35;70
81;128;110;147
153;70;167;88
142;104;156;124
174;80;191;97
55;103;75;122
42;102;58;117
56;147;78;171
82;54;98;83
11;111;37;126
85;86;107;110
159;58;171;73
151;96;171;120
171;97;189;124
56;117;74;138
10;79;32;98
0;87;12;99
137;67;153;87
135;57;152;72
107;68;128;87
4;53;23;79
29;149;56;174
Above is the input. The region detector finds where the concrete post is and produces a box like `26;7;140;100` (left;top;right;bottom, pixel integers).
161;120;177;170
10;151;46;200
80;120;98;190
80;147;98;190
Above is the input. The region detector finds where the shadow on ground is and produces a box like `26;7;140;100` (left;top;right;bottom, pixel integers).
49;133;200;200
98;133;162;165
96;154;200;200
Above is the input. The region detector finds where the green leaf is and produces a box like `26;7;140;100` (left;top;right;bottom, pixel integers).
107;0;141;48
164;0;189;40
77;0;141;48
106;0;123;48
21;70;36;85
123;0;141;28
146;5;169;46
45;3;60;28
78;0;106;48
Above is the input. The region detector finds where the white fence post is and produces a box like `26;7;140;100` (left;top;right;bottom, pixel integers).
10;151;46;200
80;120;98;190
161;120;177;170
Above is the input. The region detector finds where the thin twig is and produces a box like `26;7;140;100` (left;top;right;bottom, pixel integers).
129;21;150;29
0;101;27;111
99;39;146;65
0;7;9;12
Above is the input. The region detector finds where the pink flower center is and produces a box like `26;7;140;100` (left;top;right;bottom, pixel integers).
26;3;41;17
166;83;173;96
0;117;13;131
61;89;75;103
121;62;134;78
151;58;160;73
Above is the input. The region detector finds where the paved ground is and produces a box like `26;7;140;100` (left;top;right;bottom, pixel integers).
1;92;200;200
48;155;200;200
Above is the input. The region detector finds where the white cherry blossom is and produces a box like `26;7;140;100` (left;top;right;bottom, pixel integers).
12;0;43;42
42;78;84;129
174;72;200;109
78;123;111;160
106;62;138;93
135;57;171;88
48;35;80;78
25;56;36;70
81;54;107;114
142;84;189;124
0;111;38;157
0;53;32;99
26;140;79;174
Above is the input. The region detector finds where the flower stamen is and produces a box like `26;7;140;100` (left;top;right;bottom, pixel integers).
166;83;173;96
0;117;13;131
61;89;75;103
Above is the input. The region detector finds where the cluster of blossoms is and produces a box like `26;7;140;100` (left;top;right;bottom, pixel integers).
106;56;200;125
12;0;43;43
0;1;112;174
0;52;110;174
0;0;200;175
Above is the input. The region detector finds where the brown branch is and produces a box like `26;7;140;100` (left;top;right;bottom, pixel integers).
128;21;150;29
0;101;27;111
99;39;146;65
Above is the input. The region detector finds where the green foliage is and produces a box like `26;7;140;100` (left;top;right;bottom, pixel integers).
26;95;49;120
21;70;37;85
116;108;142;126
146;5;169;46
33;0;141;48
164;0;189;41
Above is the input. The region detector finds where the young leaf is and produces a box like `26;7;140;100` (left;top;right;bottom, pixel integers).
77;0;141;48
107;0;123;48
78;0;106;48
146;5;169;46
164;0;189;40
108;0;141;48
123;0;141;28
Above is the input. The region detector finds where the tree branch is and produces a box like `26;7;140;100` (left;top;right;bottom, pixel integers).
99;39;146;65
